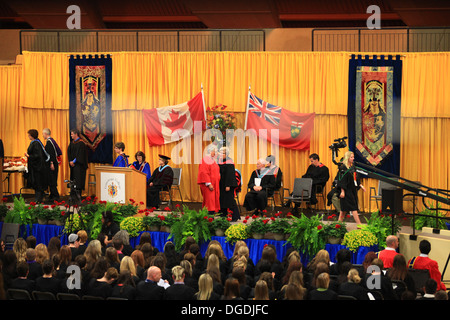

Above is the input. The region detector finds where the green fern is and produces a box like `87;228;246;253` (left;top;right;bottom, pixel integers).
168;205;212;251
286;213;326;259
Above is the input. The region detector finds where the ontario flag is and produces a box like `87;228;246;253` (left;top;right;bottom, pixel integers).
143;92;206;146
245;92;315;150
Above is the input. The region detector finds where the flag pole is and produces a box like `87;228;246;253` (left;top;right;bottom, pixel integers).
201;83;206;119
244;84;251;131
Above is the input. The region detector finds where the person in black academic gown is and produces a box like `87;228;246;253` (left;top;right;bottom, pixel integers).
337;151;366;225
25;129;49;203
43;128;62;202
146;154;174;209
218;147;240;221
302;153;330;205
243;158;276;215
67;129;88;203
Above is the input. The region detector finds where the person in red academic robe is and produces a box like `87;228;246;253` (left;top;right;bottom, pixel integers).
197;145;221;214
407;239;446;291
377;235;399;269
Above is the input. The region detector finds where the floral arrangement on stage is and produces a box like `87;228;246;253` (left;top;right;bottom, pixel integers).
341;229;378;252
168;205;213;251
206;104;237;146
225;223;249;244
120;216;145;237
246;216;270;238
210;215;232;234
286;213;326;258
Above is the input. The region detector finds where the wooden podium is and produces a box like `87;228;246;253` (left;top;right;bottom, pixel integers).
95;166;147;210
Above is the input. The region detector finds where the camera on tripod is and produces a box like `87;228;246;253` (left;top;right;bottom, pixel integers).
329;136;347;151
329;136;348;165
65;179;77;190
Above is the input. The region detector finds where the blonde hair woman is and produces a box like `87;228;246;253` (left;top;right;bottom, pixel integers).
84;239;102;272
337;151;366;225
120;256;137;278
35;243;49;265
13;238;28;263
253;280;269;300
195;273;220;300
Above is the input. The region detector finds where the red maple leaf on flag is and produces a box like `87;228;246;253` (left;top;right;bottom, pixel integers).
163;110;188;134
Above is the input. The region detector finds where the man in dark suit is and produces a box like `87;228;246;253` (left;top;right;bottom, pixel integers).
136;266;166;300
165;266;196;300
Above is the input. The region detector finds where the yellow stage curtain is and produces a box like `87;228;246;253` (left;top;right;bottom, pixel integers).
111;51;350;114
1;51;450;215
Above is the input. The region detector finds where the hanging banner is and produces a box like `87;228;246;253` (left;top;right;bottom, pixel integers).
348;55;402;175
69;54;113;164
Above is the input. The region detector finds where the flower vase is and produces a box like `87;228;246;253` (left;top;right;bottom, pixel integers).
327;236;342;244
273;233;285;241
149;225;160;232
252;233;263;240
37;218;47;225
215;229;225;237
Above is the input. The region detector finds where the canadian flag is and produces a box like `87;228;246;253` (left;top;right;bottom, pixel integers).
143;92;206;146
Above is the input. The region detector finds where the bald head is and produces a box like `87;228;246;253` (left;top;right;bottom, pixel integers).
147;266;162;282
386;235;399;249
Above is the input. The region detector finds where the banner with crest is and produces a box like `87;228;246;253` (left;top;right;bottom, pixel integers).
69;54;113;163
347;55;402;175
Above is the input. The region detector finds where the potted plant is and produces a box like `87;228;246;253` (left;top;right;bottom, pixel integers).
267;216;291;241
142;214;163;232
247;216;270;239
48;204;66;226
323;219;347;244
4;196;35;228
31;203;52;225
0;202;8;222
286;213;326;259
225;224;249;244
160;211;180;233
410;203;447;231
168;206;212;251
210;216;232;237
341;229;378;253
120;216;145;238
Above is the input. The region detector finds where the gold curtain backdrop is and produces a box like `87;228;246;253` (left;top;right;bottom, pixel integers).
1;51;450;214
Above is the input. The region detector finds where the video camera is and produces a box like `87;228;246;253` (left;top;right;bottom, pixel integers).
329;136;347;165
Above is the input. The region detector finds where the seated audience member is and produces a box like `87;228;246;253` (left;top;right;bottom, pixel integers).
337;268;368;300
165;266;196;300
68;233;81;261
307;272;338;300
110;270;137;300
35;259;61;295
376;235;399;269
10;261;36;294
88;267;118;299
195;273;221;300
135;266;166;300
363;258;397;300
417;278;438;300
386;254;416;297
25;248;43;281
407;239;447;291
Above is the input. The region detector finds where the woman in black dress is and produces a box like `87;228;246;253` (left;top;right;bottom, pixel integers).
337;151;366;225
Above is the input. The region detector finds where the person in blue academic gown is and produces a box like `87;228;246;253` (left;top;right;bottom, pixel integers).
131;151;151;184
113;142;128;167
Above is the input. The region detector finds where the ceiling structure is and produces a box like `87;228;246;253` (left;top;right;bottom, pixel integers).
0;0;449;30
